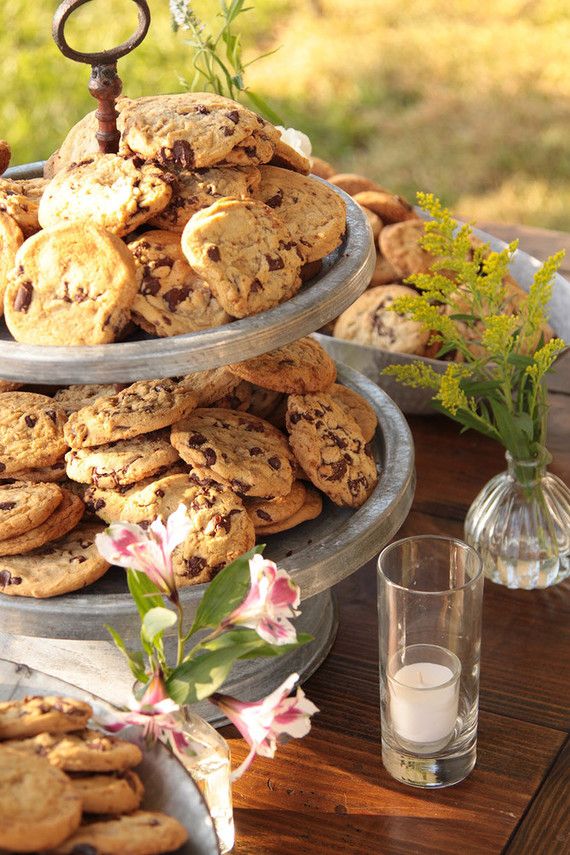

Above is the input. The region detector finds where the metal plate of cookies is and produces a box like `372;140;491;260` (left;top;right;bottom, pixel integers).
317;225;570;414
0;164;375;384
0;363;415;639
0;658;221;855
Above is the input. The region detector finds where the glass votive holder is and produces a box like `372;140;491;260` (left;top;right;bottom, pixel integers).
377;535;483;788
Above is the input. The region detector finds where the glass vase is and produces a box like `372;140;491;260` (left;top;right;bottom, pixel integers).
170;708;235;854
464;451;570;589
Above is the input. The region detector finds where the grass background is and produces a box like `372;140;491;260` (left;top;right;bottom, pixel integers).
1;0;569;229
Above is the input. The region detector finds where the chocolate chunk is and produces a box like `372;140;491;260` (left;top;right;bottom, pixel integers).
256;509;272;522
265;254;284;271
186;555;207;576
0;570;22;586
203;447;217;465
216;508;241;533
163;286;190;311
250;277;263;293
265;190;284;209
155;489;165;498
195;104;211;115
207;245;221;262
172;139;195;169
46;409;58;423
0;463;5;473
244;146;256;158
249;447;262;456
14;281;33;312
223;126;235;137
231;478;251;494
141;271;161;296
289;412;302;425
267;456;282;470
327;460;347;481
25;415;37;428
225;110;240;124
0;501;16;510
188;433;207;447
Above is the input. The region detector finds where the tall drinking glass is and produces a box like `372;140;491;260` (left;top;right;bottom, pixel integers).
378;536;483;787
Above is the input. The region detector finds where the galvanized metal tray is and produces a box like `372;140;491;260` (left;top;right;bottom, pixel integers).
0;658;221;855
317;225;570;414
0;164;375;383
0;363;415;641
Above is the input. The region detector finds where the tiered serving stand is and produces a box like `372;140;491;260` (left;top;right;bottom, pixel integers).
0;170;415;717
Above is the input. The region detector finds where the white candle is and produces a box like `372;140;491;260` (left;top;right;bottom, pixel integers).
389;652;460;746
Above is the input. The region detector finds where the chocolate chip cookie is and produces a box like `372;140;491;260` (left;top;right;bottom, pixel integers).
83;466;186;524
229;336;337;394
66;431;180;489
67;770;144;815
0;481;64;541
286;392;378;507
181;197;303;318
5;728;143;772
353;190;417;225
64;378;198;448
148;164;260;232
0;522;110;597
333;284;430;354
0;749;82;852
49;810;188;855
178;367;240;406
119;91;278;168
254;484;323;534
38;154;173;238
379;219;434;277
0;391;67;474
245;480;307;529
0;139;10;175
270;136;311;174
128;229;231;336
0;489;85;556
0;212;24;316
327;383;378;442
0;177;48;237
256;165;346;262
0;695;92;740
4;223;138;346
171;409;295;498
329;173;386;196
53;384;126;416
2;460;67;483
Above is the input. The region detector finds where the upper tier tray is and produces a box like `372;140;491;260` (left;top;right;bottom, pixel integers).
0;363;415;640
0;163;375;384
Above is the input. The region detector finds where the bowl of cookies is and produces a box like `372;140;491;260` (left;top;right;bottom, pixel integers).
309;171;570;414
0;659;220;854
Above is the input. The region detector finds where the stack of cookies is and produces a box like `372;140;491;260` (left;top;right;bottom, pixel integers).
0;92;347;346
0;337;380;598
0;694;188;853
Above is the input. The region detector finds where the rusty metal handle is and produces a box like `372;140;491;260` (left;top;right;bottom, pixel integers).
52;0;151;154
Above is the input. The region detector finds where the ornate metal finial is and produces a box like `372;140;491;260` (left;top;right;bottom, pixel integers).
52;0;151;154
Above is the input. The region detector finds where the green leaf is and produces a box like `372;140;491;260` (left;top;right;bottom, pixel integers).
142;607;177;645
127;569;164;619
166;640;261;704
105;625;147;683
197;628;313;657
189;545;264;634
448;313;478;323
488;399;529;457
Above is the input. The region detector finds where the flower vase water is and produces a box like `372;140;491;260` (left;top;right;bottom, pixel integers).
465;451;570;589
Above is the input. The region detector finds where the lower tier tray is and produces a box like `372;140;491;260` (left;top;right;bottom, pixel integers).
0;363;415;641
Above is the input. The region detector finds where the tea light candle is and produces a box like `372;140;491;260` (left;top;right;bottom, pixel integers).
388;646;460;746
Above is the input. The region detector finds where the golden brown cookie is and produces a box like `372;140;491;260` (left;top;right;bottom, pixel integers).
229;336;337;394
4;223;138;346
67;770;144;815
310;156;336;179
178;367;241;407
247;386;285;421
211;379;254;411
0;140;10;174
256;165;346;263
49;810;188;855
83;466;187;524
0;522;110;598
328;173;385;196
0;212;24;316
53;384;126;416
148;165;260;232
171;408;295;498
181;197;303;318
254;484;323;534
0;392;67;474
64;378;198;449
0;748;82;852
245;480;307;529
353;190;417;225
0;695;92;740
65;430;180;489
370;250;402;286
128;229;231;337
2;460;67;483
286;392;378;508
38;154;173;237
0;481;63;541
0;489;85;556
379;219;433;277
333;284;430;354
0;177;48;236
327;383;378;443
5;728;143;772
270;136;311;174
359;204;383;243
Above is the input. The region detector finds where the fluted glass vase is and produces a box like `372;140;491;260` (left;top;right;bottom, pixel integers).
464;451;570;589
171;708;235;853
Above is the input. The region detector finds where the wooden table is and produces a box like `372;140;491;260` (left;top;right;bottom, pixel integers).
223;224;570;854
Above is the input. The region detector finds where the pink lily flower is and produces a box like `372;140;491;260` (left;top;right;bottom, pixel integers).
211;672;319;780
222;554;301;645
95;504;191;597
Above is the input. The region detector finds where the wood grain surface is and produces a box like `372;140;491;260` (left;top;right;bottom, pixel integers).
222;224;570;854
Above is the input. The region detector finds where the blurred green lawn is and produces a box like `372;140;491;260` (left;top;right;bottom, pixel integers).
2;0;569;229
